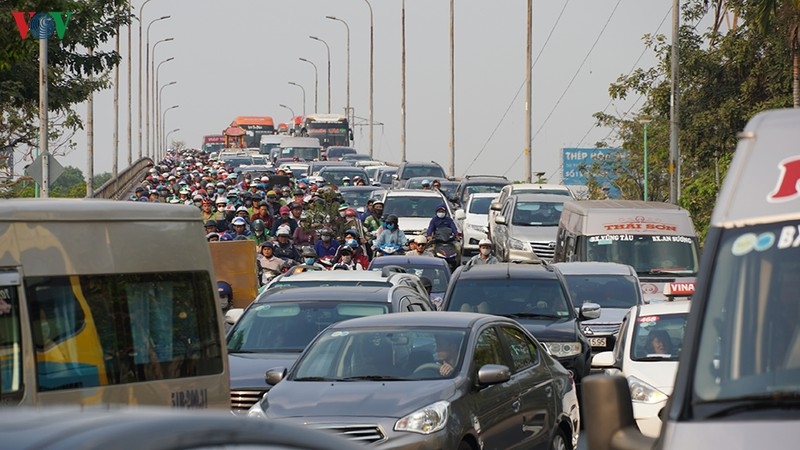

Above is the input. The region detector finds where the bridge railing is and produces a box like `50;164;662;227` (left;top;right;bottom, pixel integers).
92;158;154;200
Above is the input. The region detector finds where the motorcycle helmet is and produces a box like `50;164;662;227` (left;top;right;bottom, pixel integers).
385;215;398;225
252;219;265;233
217;281;233;310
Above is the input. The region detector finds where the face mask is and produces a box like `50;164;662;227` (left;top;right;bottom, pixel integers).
346;239;357;246
437;212;446;219
480;248;491;256
339;211;346;217
386;224;394;230
304;258;315;265
217;188;225;194
244;200;253;207
374;210;383;217
321;235;331;242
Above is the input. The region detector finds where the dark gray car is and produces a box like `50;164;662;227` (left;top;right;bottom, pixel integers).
249;312;581;450
227;286;432;413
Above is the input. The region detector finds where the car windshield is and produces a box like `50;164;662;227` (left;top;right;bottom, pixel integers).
384;196;444;218
266;280;390;290
512;201;563;226
693;220;800;409
582;235;699;276
320;170;368;185
447;279;571;317
371;264;450;293
403;166;446;179
468;196;494;214
227;302;389;353
561;274;640;308
630;312;688;361
340;189;376;209
292;327;467;380
221;156;254;169
379;170;397;184
465;182;507;197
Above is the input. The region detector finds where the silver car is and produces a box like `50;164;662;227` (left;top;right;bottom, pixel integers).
249;312;581;450
492;193;566;262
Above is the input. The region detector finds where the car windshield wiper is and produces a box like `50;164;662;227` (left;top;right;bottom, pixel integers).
501;312;562;320
339;375;413;381
698;392;800;418
293;376;339;382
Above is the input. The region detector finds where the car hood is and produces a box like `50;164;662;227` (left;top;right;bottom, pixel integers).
400;217;432;235
583;307;629;325
465;212;488;225
513;317;579;342
265;378;457;418
507;224;559;242
228;352;302;390
626;361;679;393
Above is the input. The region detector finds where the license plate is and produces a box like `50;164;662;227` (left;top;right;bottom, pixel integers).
588;337;607;347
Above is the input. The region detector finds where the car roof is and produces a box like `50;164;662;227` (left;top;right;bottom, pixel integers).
400;161;444;168
636;300;692;315
369;255;451;268
338;185;383;192
454;262;555;280
510;193;571;203
328;311;508;329
467;192;501;201
552;261;636;276
318;166;367;172
269;269;414;282
384;189;448;198
256;285;403;303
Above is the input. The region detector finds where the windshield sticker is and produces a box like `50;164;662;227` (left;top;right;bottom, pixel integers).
330;331;349;337
638;315;660;326
731;233;757;256
754;232;776;251
589;234;633;244
732;232;777;256
650;236;694;244
778;225;800;249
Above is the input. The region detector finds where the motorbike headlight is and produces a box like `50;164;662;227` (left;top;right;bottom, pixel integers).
509;237;529;251
394;400;449;434
628;375;669;404
543;341;582;358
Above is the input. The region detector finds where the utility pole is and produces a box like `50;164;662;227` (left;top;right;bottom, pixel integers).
113;30;120;178
364;0;374;157
448;0;455;177
39;35;49;197
401;0;407;163
524;0;532;183
86;47;94;198
669;0;680;204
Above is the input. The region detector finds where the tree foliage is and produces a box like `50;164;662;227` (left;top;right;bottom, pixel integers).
0;1;129;180
584;0;795;241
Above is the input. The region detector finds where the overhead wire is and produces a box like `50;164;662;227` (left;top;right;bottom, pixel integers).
461;0;571;176
502;0;623;178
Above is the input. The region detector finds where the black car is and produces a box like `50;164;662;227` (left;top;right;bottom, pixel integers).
326;146;358;161
452;175;510;208
227;285;433;413
441;262;600;395
393;161;447;189
368;254;453;308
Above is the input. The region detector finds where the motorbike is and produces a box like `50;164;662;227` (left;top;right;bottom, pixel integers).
375;242;404;257
428;227;460;272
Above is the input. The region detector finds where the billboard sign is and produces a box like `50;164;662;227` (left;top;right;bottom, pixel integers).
562;147;622;197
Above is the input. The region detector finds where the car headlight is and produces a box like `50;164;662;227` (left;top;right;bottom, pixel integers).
628;375;669;404
509;237;529;251
394;400;449;434
247;400;268;419
543;341;582;358
468;223;486;232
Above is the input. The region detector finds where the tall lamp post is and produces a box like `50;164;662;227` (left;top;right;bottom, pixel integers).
161;105;179;158
309;36;331;114
145;15;170;158
279;104;295;124
401;0;406;163
288;82;306;117
154;57;174;156
326;15;350;124
639;118;652;202
299;58;319;113
150;36;173;157
137;0;155;160
157;80;176;157
363;0;374;157
165;128;180;151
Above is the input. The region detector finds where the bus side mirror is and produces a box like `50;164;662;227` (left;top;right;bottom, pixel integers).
349;129;354;140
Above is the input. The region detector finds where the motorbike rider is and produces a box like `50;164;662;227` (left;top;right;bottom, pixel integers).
363;200;384;235
426;204;459;242
469;239;499;265
372;214;408;254
300;246;328;269
272;227;301;263
248;219;270;245
257;242;287;285
314;228;340;259
406;234;428;256
333;245;366;270
271;205;298;236
223;217;251;240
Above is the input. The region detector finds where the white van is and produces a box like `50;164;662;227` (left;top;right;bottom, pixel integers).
259;134;283;159
584;108;800;449
0;199;229;408
277;136;321;162
553;200;700;303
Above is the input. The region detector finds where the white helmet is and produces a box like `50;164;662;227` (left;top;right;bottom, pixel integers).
478;239;492;247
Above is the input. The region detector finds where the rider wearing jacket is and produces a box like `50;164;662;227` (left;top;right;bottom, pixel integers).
426;204;458;241
372;215;408;252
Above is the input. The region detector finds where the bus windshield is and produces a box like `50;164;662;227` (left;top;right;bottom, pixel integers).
582;234;699;276
306;121;349;148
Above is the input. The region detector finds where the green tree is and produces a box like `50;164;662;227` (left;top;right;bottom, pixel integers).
750;0;800;106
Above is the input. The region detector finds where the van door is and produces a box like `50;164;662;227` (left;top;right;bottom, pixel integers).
0;270;23;404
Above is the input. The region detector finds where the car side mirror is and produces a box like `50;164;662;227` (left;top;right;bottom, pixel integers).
477;364;511;385
495;215;507;225
225;308;244;326
454;209;466;220
578;302;602;320
490;202;502;211
590;351;616;369
265;367;288;386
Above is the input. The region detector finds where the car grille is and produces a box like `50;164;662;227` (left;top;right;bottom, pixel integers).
531;241;556;260
230;389;266;412
311;424;386;444
584;322;622;335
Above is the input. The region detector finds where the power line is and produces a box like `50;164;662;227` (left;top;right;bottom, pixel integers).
462;0;571;176
503;0;623;177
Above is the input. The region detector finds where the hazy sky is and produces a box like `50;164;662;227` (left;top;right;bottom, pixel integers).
51;0;681;183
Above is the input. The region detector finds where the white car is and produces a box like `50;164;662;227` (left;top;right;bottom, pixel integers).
591;301;691;438
379;189;455;239
488;183;575;239
454;192;496;257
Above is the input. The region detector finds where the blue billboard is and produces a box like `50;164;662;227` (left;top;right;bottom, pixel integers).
562;147;622;197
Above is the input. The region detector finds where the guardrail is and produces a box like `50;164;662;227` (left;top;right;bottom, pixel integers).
92;158;154;200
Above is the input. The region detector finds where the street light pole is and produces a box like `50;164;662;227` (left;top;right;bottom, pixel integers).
157;80;176;159
448;0;454;177
161;105;179;157
151;36;173;158
524;0;532;183
137;0;155;161
299;58;319;113
279;104;295;124
155;57;174;157
401;0;406;163
639;118;651;202
288;82;306;117
309;36;331;114
326;16;350;125
165;128;179;151
145;15;170;158
363;0;374;157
